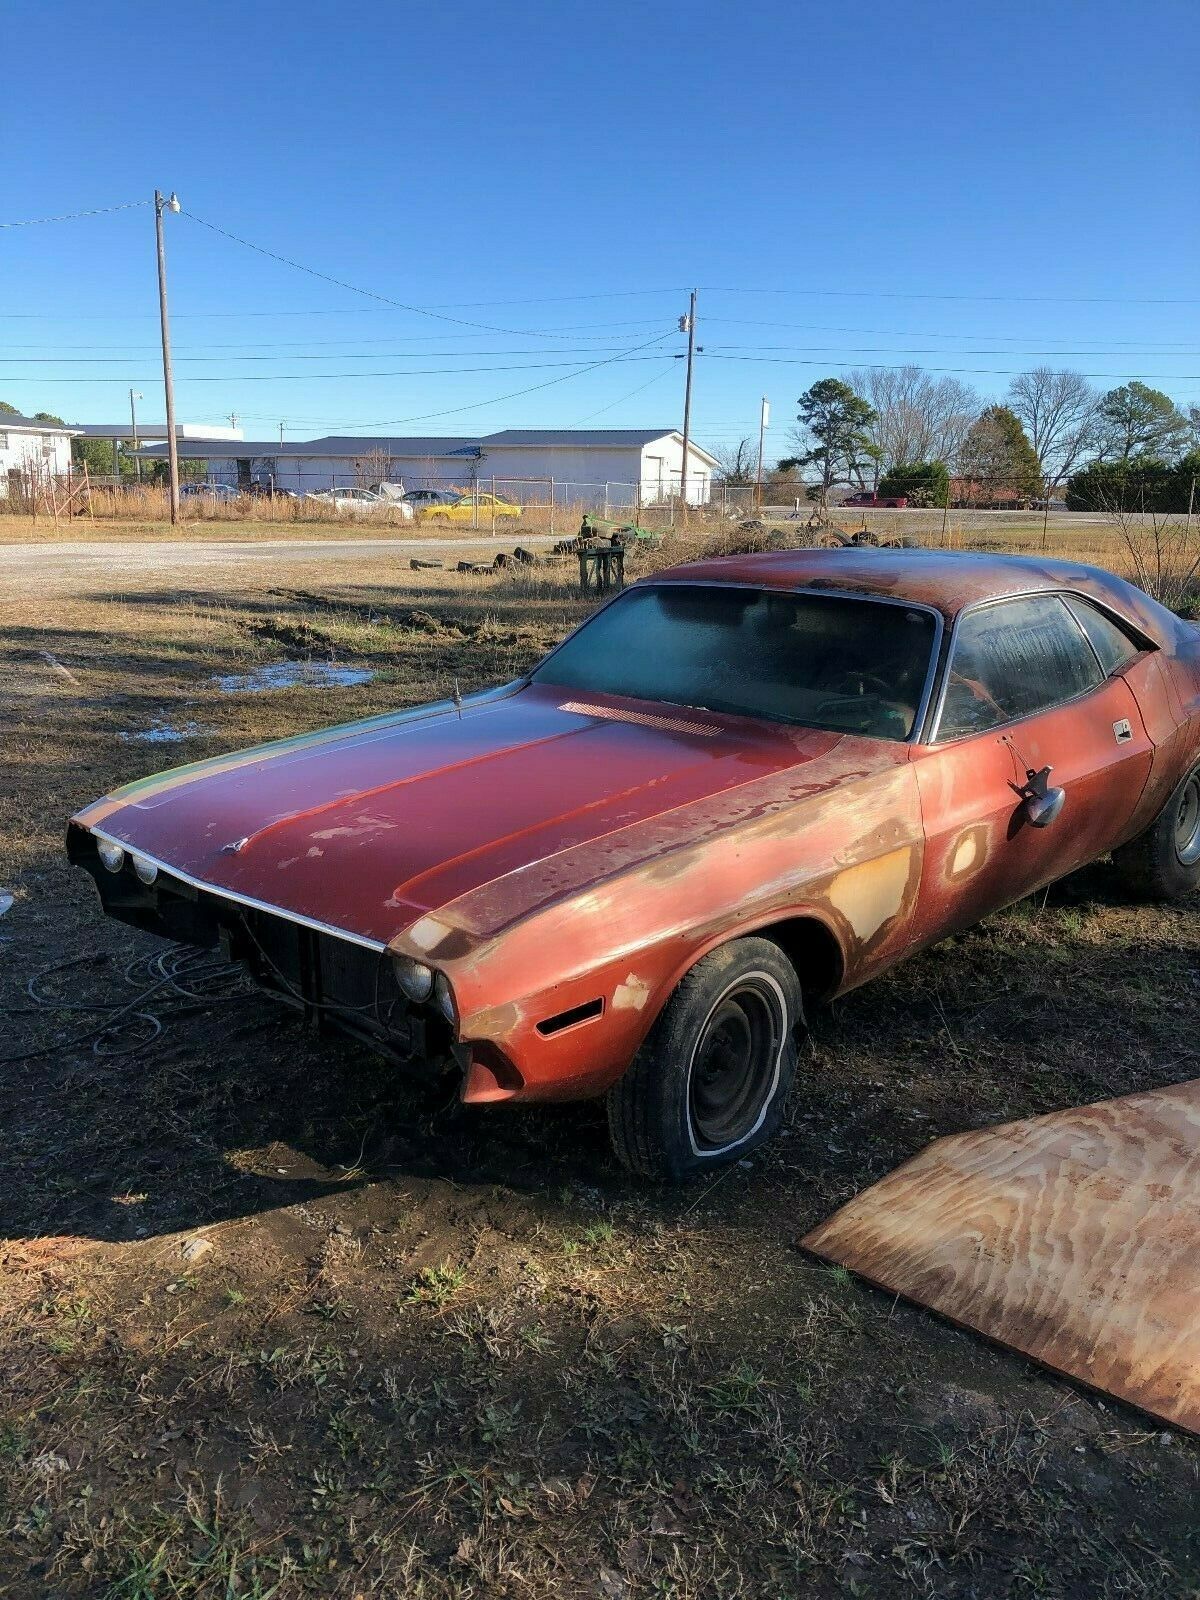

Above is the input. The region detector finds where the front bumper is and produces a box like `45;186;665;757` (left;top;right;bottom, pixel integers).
67;823;458;1071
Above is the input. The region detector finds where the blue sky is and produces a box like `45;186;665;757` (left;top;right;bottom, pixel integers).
3;0;1198;459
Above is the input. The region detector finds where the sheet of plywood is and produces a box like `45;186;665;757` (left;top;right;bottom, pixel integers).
801;1081;1200;1433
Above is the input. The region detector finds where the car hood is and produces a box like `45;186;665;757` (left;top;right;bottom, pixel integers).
73;682;905;947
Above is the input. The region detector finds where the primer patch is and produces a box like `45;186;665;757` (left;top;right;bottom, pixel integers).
612;973;651;1011
827;846;914;942
949;825;989;880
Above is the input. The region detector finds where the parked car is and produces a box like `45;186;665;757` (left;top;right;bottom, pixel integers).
246;482;297;500
416;491;521;524
303;487;414;519
843;492;909;508
403;489;457;508
181;481;240;500
68;550;1200;1180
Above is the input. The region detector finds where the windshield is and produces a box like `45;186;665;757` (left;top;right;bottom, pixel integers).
533;583;936;739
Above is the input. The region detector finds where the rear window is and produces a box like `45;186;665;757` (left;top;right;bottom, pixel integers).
937;594;1103;740
1064;596;1142;676
533;584;937;740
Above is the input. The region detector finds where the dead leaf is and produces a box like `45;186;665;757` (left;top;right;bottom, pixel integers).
598;1568;629;1600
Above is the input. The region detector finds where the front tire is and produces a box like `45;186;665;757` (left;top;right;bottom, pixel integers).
607;938;801;1181
1113;760;1200;901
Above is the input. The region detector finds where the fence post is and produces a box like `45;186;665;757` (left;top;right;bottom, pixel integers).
491;474;496;535
603;482;609;519
549;479;555;539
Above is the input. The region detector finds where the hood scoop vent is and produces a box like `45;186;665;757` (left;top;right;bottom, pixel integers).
559;700;718;738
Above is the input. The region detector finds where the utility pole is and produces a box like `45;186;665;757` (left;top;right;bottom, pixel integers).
279;421;285;445
678;289;697;527
154;190;181;523
755;396;769;511
129;389;143;482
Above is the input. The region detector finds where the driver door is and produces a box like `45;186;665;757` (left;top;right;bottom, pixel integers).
910;592;1153;947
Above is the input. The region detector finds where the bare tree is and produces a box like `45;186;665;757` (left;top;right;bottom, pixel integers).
713;438;758;485
1109;498;1200;611
354;445;397;488
846;365;978;473
1007;368;1099;492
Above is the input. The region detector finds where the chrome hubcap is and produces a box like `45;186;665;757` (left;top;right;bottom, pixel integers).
1175;775;1200;867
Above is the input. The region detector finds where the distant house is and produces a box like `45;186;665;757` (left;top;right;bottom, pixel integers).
136;428;719;506
0;414;77;497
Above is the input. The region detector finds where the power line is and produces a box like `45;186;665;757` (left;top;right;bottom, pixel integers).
0;321;667;351
3;353;673;385
705;317;1200;349
570;365;677;424
706;343;1200;360
0;345;652;366
699;285;1200;307
701;354;1200;380
196;334;679;429
0;200;152;229
179;209;655;341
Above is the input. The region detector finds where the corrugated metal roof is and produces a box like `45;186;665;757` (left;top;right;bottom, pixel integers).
481;428;677;446
137;435;480;460
0;413;76;434
302;435;481;457
136;427;721;462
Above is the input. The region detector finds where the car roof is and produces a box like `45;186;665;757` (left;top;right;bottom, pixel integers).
645;547;1176;644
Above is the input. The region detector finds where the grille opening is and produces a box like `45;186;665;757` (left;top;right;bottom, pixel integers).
536;997;604;1036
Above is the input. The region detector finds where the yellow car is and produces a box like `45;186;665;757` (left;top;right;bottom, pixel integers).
417;491;522;524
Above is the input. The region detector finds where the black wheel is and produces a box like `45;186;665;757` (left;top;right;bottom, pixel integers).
1113;761;1200;901
607;937;801;1181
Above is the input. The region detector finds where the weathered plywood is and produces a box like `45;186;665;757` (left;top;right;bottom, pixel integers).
801;1082;1200;1433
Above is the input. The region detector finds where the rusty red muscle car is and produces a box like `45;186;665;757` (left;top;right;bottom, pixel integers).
68;550;1200;1179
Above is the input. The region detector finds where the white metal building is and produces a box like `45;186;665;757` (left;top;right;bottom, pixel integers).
137;428;718;505
0;414;76;494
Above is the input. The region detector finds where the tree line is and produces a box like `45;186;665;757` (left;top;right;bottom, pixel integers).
715;370;1200;513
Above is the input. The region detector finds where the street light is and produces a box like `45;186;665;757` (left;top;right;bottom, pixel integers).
129;389;143;482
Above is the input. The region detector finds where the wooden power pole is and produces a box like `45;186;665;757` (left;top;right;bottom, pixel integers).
154;190;181;524
678;289;697;528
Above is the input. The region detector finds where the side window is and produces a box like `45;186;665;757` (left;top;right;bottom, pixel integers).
938;594;1103;741
1063;596;1142;676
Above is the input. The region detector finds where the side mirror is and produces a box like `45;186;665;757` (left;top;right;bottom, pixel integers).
1016;765;1066;829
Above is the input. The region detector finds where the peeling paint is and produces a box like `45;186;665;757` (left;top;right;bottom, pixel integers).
612;973;651;1012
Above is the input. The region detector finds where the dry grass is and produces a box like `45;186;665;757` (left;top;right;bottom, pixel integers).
0;492;661;542
1;550;1199;1596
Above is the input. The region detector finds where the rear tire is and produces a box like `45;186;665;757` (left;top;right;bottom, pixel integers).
1113;761;1200;901
607;938;801;1181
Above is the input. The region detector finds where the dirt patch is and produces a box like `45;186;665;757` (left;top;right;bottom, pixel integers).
0;555;1198;1596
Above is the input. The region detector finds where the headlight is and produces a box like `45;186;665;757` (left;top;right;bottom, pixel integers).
392;955;434;1002
132;854;158;886
97;839;126;874
433;972;457;1025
